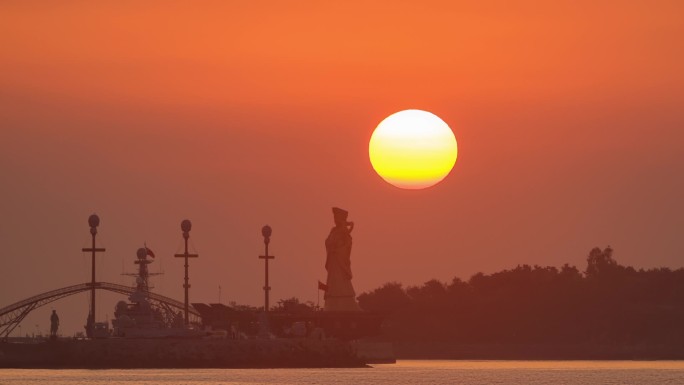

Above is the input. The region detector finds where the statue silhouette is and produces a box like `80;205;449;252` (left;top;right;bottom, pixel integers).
324;207;361;311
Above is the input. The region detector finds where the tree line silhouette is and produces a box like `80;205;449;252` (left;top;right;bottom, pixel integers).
356;246;684;347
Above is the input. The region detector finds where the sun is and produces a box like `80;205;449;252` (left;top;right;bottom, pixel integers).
369;109;458;189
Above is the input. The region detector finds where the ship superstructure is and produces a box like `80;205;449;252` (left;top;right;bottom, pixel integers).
111;247;203;338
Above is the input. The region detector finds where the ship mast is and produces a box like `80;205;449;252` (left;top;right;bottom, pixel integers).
122;247;160;297
134;247;153;292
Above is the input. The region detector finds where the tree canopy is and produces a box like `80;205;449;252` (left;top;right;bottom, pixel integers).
357;247;684;346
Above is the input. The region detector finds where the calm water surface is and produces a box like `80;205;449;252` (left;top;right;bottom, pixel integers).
2;360;684;384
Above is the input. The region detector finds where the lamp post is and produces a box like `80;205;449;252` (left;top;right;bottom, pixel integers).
174;219;198;326
258;225;275;312
81;214;105;337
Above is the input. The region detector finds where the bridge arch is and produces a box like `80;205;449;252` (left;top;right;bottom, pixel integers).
0;282;201;339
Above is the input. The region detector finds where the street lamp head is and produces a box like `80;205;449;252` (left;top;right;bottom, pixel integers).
88;214;100;228
181;219;192;233
261;225;272;239
136;248;147;260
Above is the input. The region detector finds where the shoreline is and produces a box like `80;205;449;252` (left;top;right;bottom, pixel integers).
393;342;684;361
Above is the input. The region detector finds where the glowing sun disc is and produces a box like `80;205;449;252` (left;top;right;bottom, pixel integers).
369;109;458;189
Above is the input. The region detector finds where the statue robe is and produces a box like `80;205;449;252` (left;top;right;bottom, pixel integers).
324;225;361;311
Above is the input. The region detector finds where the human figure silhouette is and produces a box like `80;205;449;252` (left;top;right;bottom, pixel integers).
50;310;59;338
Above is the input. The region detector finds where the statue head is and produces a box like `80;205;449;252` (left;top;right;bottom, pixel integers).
332;207;349;226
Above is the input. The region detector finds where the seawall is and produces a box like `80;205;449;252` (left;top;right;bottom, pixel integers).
0;338;366;368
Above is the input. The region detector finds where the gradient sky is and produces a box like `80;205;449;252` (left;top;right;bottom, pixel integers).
1;1;683;334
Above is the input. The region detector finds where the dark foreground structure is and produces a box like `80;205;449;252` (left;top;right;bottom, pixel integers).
0;212;394;368
0;338;367;369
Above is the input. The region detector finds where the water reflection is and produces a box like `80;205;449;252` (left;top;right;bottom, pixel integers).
3;361;684;385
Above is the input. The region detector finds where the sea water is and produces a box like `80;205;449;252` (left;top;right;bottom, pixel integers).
2;360;684;384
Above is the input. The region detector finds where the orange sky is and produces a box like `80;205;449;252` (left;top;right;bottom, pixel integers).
1;1;683;334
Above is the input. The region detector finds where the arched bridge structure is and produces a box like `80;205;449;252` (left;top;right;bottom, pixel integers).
0;282;201;339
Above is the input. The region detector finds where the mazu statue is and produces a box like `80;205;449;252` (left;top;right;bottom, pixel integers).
324;207;361;312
